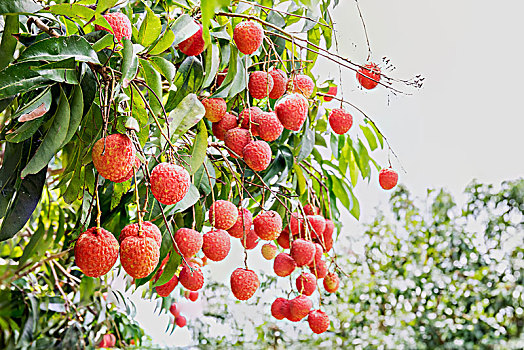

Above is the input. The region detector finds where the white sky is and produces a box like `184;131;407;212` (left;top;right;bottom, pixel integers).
130;0;524;346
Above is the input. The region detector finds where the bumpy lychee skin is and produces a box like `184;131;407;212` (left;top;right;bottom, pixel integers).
248;71;274;99
275;93;309;131
303;204;320;215
277;227;291;249
379;168;398;190
329;108;353;135
239;106;263;136
290;239;315;267
74;227;119;277
257;111;284;142
274;252;296;277
309;258;328;279
293;74;315;98
271;298;289;320
179;262;204;291
224;127;251;158
212;112;237;141
308;310;330;334
175;315;187;327
307;215;326;240
95;13;132;43
202;98;226;122
240;229;259;250
230;268;259;300
113;155;141;183
243;140;272;172
119;221;162;247
227;207;253;238
296;272;317;296
289;295;312;322
92;134;136;183
174;228;202;258
178;22;205;56
202;229;231;261
155;274;179;297
269;69;288;99
120;235;160;279
253;210;283;240
357;62;381;90
323;272;340;293
289;212;306;236
209;200;238;230
150;162;190;205
261;243;278;260
323;85;338;102
233;21;264;55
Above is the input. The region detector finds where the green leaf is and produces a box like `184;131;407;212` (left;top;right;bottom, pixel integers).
188;120;208;175
173;184;200;212
228;55;249;98
306;27;321;69
12;87;52;121
331;175;350;209
120;39;139;88
0;142;24;217
297;127;315;162
349;188;360;220
79;276;96;305
61;85;84;148
18;222;46;265
31;58;79;85
21;88;70;177
200;0;216;45
140;59;162;117
5;118;44;144
150;56;177;83
0;0;41;14
169;94;205;139
355;139;371;180
193;158;214;195
153;252;182;287
0;62;51;99
165;56;203;111
92;34;114;52
360;125;378;151
137;4;162;47
202;42;220;88
367;120;384;148
46;3;95;21
0;15;19;70
18;35;100;64
149;29;175;55
294;164;307;195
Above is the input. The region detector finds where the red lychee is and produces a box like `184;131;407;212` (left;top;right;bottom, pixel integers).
273;252;296;277
188;291;199;301
120;235;160;279
230;268;259;300
329;108;353;135
307;215;326;240
233;21;264;55
174;228;202;258
216;68;228;87
179;262;204;291
290;239;315;267
269;69;288;99
243;140;272;172
271;297;289;320
92;134;136;183
202;229;231;261
227;207;253;238
239;106;263;136
261;243;278;260
212;112;237;141
293;74;315;97
248;71;274;99
224;127;251;158
379;167;398;190
323;272;340;293
310;243;324;265
288;295;312;322
150;162;190;205
277;227;291;249
289;212;306;236
309;258;328;279
240;229;259;250
208;200;238;230
113;155;141;183
202;98;226;122
275;93;309;131
322;219;335;240
74;227;119;277
296;272;317;296
98;333;116;348
303;204;320;215
308;309;330;334
175;315;187;327
119;221;162;248
155;274;179;297
357;62;381;90
178;22;205;56
323;85;338;102
95;13;132;43
253;210;282;240
257;111;284;142
169;303;180;317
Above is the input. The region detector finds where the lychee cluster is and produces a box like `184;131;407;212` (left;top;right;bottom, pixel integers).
169;303;187;328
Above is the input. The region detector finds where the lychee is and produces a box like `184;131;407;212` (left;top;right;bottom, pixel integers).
178;22;205;56
150;162;190;205
323;85;337;102
310;243;324;265
323;272;340;293
120;235;160;279
256;111;284;142
95;12;132;43
271;298;289;320
187;291;199;301
174;228;202;258
92;134;136;183
239;106;262;136
290;239;315;267
277;227;291;249
202;229;231;261
179;262;204;291
253;210;282;240
357;62;381;90
113;155;141;183
74;227;119;277
322;219;335;240
155;274;179;297
288;295;312;322
289;212;306;236
227;207;253;238
175;315;187;327
275;93;309;131
296;272;317;296
243;140;272;172
269;69;288;99
293;74;315;98
309;258;328;279
169;303;180;317
307;215;326;240
233;21;264;55
119;221;162;247
230;268;259;300
303;204;320;215
212;112;237;141
202;98;226;122
329;108;353;135
209;200;238;230
273;252;296;277
216;68;228;87
248;71;274;99
240;229;259;250
379;167;398;190
224;127;251;158
308;310;330;334
261;243;278;260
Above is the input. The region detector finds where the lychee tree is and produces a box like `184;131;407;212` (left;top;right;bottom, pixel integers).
0;0;420;347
